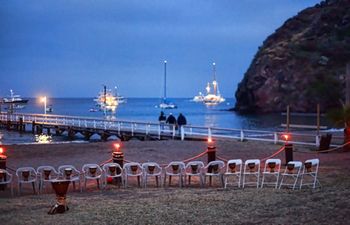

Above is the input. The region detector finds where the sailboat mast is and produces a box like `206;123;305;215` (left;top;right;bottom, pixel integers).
164;60;167;101
212;62;217;95
103;85;107;104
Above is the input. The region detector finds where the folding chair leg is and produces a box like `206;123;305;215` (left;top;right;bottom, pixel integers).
32;182;36;194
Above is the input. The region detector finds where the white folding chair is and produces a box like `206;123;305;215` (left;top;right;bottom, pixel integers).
203;160;225;187
242;159;260;188
16;167;37;195
142;162;162;188
279;161;302;190
123;162;143;188
224;159;243;188
184;161;205;187
102;163;123;188
37;165;59;193
300;159;321;189
164;161;185;187
0;169;13;196
58;165;82;192
82;164;103;190
261;159;281;189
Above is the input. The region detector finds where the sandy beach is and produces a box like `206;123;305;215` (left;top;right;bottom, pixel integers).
1;139;350;224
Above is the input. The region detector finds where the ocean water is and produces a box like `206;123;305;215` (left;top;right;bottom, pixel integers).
0;98;328;144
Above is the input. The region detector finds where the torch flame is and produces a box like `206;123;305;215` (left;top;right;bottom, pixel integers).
208;137;212;143
0;147;3;154
114;143;121;152
282;134;289;141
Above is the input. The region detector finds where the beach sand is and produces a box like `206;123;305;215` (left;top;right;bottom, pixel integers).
1;139;350;224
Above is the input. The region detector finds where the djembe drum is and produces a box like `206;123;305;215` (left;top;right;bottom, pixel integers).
190;164;198;173
248;163;256;172
148;165;155;174
229;163;236;173
268;162;276;173
172;164;179;174
48;180;70;214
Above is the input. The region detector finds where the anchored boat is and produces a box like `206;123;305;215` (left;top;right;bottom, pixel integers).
159;60;177;109
194;63;225;105
94;85;118;113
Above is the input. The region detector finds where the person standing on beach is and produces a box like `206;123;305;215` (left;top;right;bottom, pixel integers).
166;113;177;131
158;111;166;130
177;113;187;134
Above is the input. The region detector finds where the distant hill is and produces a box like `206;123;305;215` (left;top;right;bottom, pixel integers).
234;0;350;113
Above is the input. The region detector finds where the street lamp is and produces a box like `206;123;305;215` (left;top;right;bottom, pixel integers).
41;96;47;114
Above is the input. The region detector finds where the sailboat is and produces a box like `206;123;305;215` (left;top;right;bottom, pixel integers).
159;60;177;109
195;63;225;105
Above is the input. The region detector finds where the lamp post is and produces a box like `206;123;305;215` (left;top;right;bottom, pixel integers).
41;96;47;115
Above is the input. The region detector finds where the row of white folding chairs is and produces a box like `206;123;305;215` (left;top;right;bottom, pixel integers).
0;158;320;196
223;158;321;190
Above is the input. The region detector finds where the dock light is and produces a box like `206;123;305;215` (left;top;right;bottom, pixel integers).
41;96;47;115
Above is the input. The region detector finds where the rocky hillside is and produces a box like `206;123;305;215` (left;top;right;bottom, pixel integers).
234;0;350;113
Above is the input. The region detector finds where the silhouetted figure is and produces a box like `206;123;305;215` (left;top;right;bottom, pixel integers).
158;111;167;130
166;113;177;130
177;113;187;134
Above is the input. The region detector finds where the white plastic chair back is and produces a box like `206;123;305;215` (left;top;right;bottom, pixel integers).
37;165;59;193
82;164;103;178
57;165;81;192
37;166;58;181
279;161;302;190
0;169;13;196
16;167;37;183
242;159;261;188
164;161;185;176
185;161;204;175
16;167;37;195
261;159;281;188
82;164;102;190
300;158;321;189
224;159;243;188
58;165;81;180
142;162;162;188
185;161;205;187
103;163;123;178
204;160;225;175
123;162;143;188
164;161;186;187
203;160;225;187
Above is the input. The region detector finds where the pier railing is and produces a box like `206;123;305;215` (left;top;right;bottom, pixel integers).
0;112;344;146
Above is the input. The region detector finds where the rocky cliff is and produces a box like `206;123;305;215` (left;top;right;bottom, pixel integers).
234;0;350;113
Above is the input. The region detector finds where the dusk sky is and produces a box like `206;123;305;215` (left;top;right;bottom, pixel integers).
0;0;320;98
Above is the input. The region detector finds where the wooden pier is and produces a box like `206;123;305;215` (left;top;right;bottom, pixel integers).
0;112;343;146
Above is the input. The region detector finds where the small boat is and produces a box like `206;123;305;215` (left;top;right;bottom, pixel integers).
94;85;118;113
194;63;225;105
192;92;204;102
159;60;177;109
2;89;29;104
113;86;127;104
2;89;28;111
46;105;53;113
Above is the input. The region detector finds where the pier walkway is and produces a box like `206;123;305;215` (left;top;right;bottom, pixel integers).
0;112;343;146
